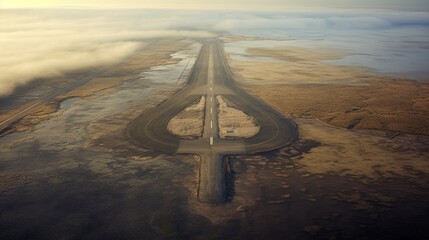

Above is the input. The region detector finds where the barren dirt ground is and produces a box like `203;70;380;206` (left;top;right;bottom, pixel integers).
167;96;205;139
217;95;260;138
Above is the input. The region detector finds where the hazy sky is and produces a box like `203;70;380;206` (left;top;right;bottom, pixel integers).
1;0;429;11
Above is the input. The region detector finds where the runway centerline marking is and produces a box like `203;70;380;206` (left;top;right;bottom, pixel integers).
210;121;213;128
210;137;213;146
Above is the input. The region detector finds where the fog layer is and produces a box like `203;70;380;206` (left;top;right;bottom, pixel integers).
1;9;428;96
0;10;213;96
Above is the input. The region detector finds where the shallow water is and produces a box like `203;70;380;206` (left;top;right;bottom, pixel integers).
225;27;429;80
225;40;286;63
140;41;201;84
321;28;429;80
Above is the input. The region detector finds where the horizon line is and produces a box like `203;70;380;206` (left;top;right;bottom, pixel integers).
1;6;428;13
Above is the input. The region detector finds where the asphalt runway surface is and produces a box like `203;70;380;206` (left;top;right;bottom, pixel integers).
128;39;298;203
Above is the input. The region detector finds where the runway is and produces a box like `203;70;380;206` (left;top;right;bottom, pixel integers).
128;39;298;203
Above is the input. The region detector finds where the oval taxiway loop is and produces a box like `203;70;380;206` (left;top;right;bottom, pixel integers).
127;39;298;203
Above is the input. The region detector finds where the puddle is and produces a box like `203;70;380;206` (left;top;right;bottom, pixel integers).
224;40;289;62
59;97;79;109
140;41;201;84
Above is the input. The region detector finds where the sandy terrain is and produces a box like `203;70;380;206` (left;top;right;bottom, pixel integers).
246;80;429;135
167;96;205;139
226;42;429;136
243;46;357;84
289;118;429;180
217;95;260;138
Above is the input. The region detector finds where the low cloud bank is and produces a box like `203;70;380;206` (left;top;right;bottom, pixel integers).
0;42;140;96
1;9;428;96
212;10;429;33
0;10;214;97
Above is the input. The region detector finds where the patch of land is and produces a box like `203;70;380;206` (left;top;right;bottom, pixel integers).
217;95;260;139
246;79;429;135
232;45;363;85
287;118;429;181
167;96;205;139
226;42;429;135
